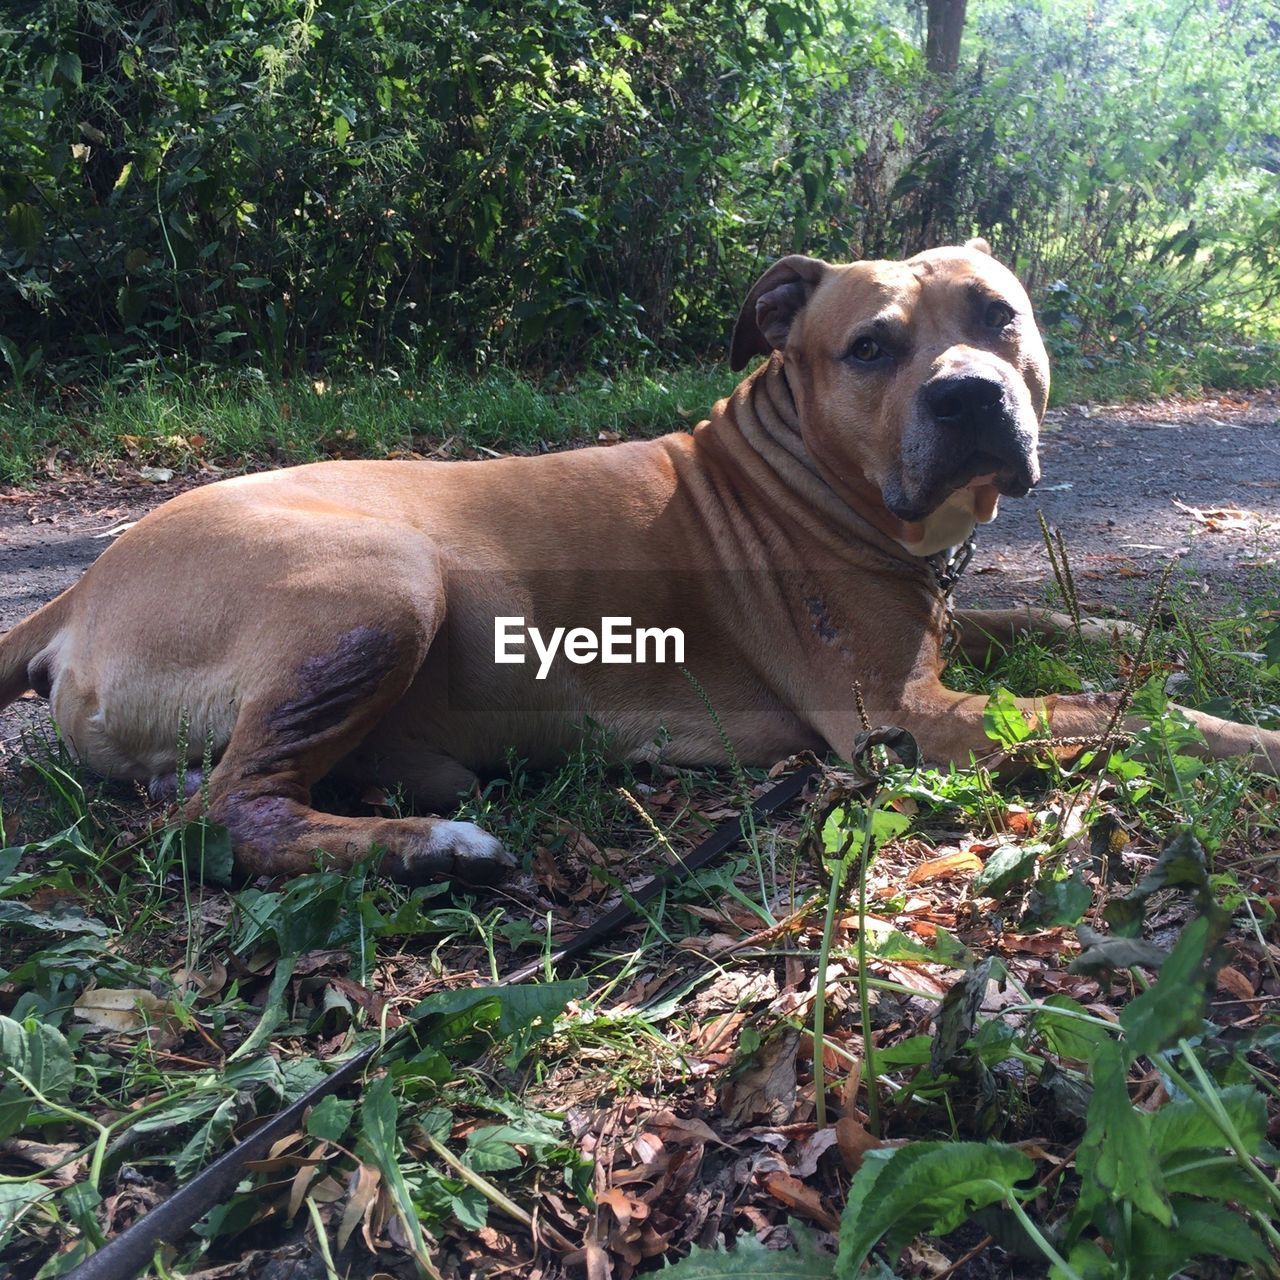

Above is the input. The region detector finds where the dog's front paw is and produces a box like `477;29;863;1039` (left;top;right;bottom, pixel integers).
387;818;516;886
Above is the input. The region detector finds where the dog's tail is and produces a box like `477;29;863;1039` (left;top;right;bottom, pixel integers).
0;587;74;709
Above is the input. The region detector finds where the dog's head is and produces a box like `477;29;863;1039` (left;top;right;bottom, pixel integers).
730;241;1049;556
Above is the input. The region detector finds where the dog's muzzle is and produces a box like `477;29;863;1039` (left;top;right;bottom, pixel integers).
885;371;1040;521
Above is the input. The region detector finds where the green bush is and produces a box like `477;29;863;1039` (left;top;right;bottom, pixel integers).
0;0;915;378
1;0;1277;386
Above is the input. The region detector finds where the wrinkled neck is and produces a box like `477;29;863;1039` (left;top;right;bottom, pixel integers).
717;357;930;570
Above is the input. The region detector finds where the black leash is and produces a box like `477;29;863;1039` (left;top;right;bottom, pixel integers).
62;1043;383;1280
501;762;818;985
61;764;817;1280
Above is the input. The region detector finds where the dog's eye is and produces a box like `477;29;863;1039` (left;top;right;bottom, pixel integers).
984;300;1016;330
848;336;884;363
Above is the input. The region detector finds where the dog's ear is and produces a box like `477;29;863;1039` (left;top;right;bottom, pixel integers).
964;237;993;256
730;255;828;371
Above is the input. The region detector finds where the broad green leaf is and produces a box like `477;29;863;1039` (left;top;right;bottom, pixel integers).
174;1095;240;1181
874;928;969;967
6;202;42;251
0;901;110;937
1132;828;1208;895
1263;617;1280;667
1038;1061;1092;1123
360;1074;432;1266
370;883;452;936
465;1129;526;1174
408;979;586;1067
1029;869;1092;927
930;958;994;1070
822;804;908;859
445;1180;489;1229
306;1094;356;1143
465;1115;564;1169
868;807;912;851
1127;677;1170;723
1162;1159;1275;1214
228;954;296;1061
872;1035;934;1071
663;1224;837;1277
1128;1198;1270;1276
1149;1083;1266;1159
835;1142;1033;1273
1119;916;1216;1060
178;821;234;887
361;1075;397;1165
1104;828;1209;936
983;687;1033;748
972;843;1045;897
222;1055;285;1095
60;1182;103;1248
1069;927;1167;976
0;1182;52;1249
1076;1040;1170;1228
1033;995;1111;1062
1053;1239;1112;1280
821;808;856;857
0;1015;75;1141
128;1092;223;1136
56;51;82;87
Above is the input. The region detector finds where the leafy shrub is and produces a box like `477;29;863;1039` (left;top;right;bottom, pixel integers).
1;0;1277;385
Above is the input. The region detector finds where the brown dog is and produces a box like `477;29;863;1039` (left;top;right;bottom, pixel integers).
2;242;1277;881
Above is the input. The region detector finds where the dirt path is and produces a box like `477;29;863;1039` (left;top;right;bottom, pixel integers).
3;392;1279;760
968;390;1280;612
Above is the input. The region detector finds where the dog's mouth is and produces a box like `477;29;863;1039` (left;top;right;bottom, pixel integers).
953;451;1030;495
885;450;1039;523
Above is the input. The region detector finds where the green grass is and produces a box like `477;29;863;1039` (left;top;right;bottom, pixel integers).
1;336;1276;485
1048;338;1280;405
0;364;740;484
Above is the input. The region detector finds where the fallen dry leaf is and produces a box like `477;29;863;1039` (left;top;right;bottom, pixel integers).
598;1186;650;1229
835;1116;884;1172
1171;497;1258;532
171;960;227;1001
287;1142;331;1220
721;1029;800;1126
759;1170;840;1230
73;987;182;1048
789;1126;839;1178
1216;966;1256;1002
0;1138;85;1185
338;1162;383;1252
906;849;983;884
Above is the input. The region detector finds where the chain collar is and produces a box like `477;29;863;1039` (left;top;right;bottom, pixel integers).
929;532;976;598
929;532;977;660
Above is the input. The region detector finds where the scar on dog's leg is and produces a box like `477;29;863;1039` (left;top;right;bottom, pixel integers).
191;623;514;884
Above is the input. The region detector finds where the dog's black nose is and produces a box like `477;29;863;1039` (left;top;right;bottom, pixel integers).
924;374;1004;427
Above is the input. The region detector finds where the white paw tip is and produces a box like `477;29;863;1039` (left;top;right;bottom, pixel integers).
426;820;514;867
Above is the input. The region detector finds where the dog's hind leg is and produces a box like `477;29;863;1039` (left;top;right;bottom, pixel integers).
191;619;513;885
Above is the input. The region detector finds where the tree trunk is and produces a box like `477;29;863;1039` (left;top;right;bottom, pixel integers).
925;0;968;75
